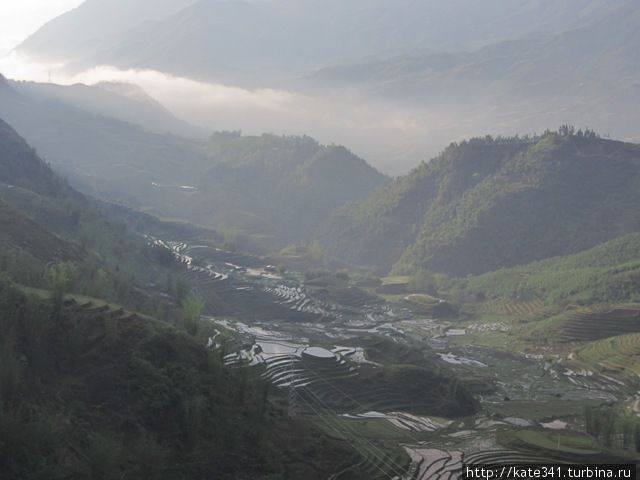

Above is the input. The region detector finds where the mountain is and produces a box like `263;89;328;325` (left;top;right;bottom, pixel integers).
0;75;210;204
196;132;389;241
10;79;205;138
16;0;197;63
0;78;387;245
0;118;479;480
309;1;640;143
18;0;621;84
318;130;640;276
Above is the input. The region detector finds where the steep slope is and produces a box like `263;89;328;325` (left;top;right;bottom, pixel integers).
319;131;640;276
0;259;360;480
11;80;205;138
0;111;72;197
18;0;620;84
0;199;82;262
0;114;198;314
196;133;389;241
0;75;210;204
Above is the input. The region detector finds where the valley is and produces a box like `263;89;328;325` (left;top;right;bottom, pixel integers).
2;1;640;474
150;235;640;478
2;112;639;477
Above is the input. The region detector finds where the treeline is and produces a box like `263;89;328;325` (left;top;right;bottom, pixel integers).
452;125;601;148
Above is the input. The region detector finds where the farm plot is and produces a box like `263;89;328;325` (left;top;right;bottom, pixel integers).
559;306;640;342
264;284;336;319
570;333;640;380
481;299;545;317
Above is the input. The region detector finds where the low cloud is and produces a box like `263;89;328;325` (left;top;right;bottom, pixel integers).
3;52;587;176
1;53;449;175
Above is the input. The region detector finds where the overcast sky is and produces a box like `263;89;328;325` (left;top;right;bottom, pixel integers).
0;0;83;55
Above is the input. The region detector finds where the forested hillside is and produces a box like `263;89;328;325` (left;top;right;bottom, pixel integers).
319;129;640;275
197;132;389;241
0;80;387;246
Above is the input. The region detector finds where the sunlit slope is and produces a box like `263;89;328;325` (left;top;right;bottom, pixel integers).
465;233;640;305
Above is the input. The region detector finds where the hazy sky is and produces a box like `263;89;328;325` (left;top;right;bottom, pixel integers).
0;0;83;55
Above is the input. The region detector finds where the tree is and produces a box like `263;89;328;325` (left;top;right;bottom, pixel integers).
46;263;74;320
182;296;205;336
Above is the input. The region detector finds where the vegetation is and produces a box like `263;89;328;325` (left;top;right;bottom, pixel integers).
0;277;355;479
0;119;363;479
319;130;640;276
460;233;640;306
194;133;389;243
584;405;640;451
571;332;640;379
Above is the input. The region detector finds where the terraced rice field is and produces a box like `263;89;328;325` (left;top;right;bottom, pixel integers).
150;236;638;478
572;333;640;378
483;299;545;316
63;298;142;323
330;446;410;480
224;336;456;416
344;412;451;433
404;447;552;480
559;305;640;342
264;284;336;319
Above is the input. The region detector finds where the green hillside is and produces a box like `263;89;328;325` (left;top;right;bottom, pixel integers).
463;233;640;305
196;132;389;241
319;130;640;275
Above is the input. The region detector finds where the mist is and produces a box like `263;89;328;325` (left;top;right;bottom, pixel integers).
0;52;449;175
1;51;614;177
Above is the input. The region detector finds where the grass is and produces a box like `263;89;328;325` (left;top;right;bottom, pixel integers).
463;233;640;306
